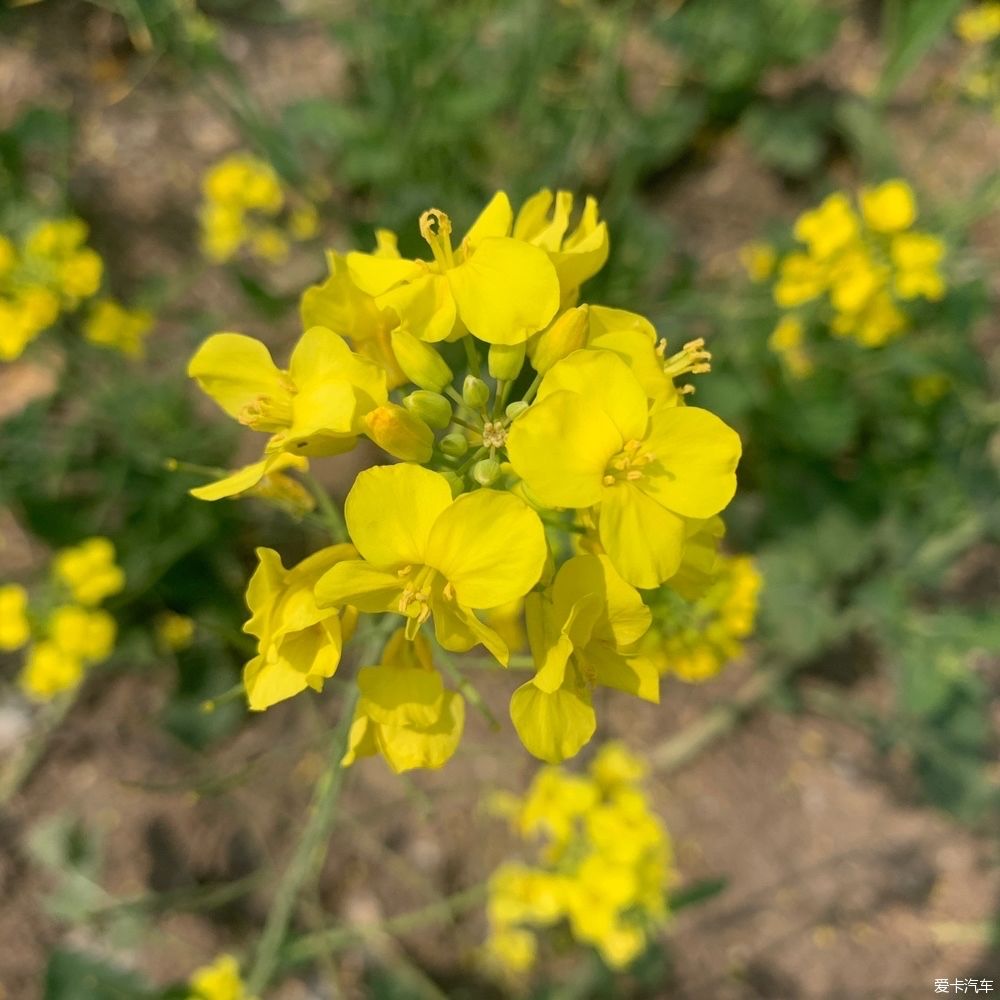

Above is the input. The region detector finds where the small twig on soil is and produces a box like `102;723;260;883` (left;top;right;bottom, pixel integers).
277;884;487;969
648;658;805;774
0;690;77;806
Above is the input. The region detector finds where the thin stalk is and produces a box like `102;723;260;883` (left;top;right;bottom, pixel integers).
245;626;389;994
436;649;500;731
303;473;348;543
278;884;487;968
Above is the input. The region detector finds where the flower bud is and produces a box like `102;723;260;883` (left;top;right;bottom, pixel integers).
390;328;453;392
440;470;464;497
488;342;526;381
529;304;589;374
440;432;469;458
505;400;529;421
364;403;433;463
403;390;452;430
462;375;490;409
472;457;501;486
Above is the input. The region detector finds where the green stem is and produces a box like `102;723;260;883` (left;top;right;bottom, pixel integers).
303;473;348;543
462;336;481;377
277;884;487;969
245;626;389;994
436;648;500;731
519;372;543;408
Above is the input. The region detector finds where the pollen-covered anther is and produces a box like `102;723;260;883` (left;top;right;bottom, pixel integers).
660;336;713;379
238;394;293;431
605;440;656;484
482;420;507;449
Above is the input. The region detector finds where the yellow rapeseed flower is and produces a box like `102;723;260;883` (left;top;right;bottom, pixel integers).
956;2;1000;43
186;954;256;1000
52;537;125;606
83;298;154;357
242;544;358;710
507;349;740;588
511;554;657;762
347;193;561;344
19;641;84;701
739;241;777;282
156;611;196;651
48;605;117;663
860;180;917;234
315;464;547;664
342;629;465;772
0;583;31;651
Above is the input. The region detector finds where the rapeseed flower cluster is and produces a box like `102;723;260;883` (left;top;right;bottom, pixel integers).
748;180;947;370
1;537;123;701
185;955;256;1000
642;552;761;683
186;188;743;766
484;743;674;974
199;153;319;264
954;3;1000;115
0;217;154;360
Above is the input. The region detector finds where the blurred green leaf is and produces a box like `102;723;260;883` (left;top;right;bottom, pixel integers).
877;0;965;99
44;949;154;1000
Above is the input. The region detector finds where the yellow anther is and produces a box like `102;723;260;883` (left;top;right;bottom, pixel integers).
662;337;713;381
626;470;642;481
397;565;413;578
419;208;455;269
238;394;293;432
443;581;455;601
603;474;615;486
482;420;507;449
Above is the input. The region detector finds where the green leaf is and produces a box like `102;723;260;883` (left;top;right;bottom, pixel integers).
877;0;966;99
44;949;154;1000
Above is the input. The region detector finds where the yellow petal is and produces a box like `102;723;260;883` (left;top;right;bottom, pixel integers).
527;591;601;693
357;665;444;729
425;489;547;608
463;191;513;249
551;554;650;649
314;559;403;612
506;391;620;508
344;464;453;568
538;349;647;442
380;273;457;343
190;456;271;501
446;238;559;345
342;713;379;766
641;406;741;518
581;647;659;703
430;589;509;665
375;691;465;773
243;547;286;640
364;403;434;463
598;482;685;588
510;681;596;763
187;332;288;420
346;250;423;297
587;329;671;400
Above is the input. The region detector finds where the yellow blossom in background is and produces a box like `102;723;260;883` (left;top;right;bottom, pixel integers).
186;954;256;1000
643;553;761;683
242;545;358;710
156;611;196;651
768;315;813;379
484;743;675;974
0;217;105;361
52;537;125;606
19;641;84;701
48;605;117;663
199;152;317;265
83;298;154;357
342;629;465;772
956;2;1000;43
0;583;31;650
765;179;947;351
739;241;777;282
315;463;547;664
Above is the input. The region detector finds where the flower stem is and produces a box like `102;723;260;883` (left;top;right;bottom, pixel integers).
303;472;348;543
245;625;389;994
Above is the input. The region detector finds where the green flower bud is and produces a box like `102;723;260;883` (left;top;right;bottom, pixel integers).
403;390;452;430
462;374;490;409
505;400;529;421
488;342;526;381
390;328;453;392
440;432;469;458
472;457;501;486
